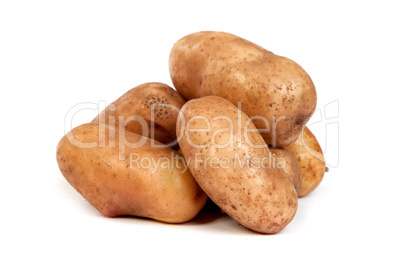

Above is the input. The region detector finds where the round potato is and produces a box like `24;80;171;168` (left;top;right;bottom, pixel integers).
285;127;326;197
169;31;317;147
56;123;207;223
269;147;302;196
92;82;185;147
177;96;297;234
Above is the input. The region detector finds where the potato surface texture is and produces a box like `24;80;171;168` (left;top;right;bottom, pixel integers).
92;82;185;146
177;96;297;233
56;123;207;223
169;31;317;147
269;147;302;196
285;127;326;197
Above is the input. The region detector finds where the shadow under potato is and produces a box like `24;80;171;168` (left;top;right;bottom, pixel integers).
189;199;225;224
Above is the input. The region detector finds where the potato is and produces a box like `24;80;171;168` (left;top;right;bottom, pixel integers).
92;82;185;146
269;147;302;196
56;123;207;223
169;31;317;147
285;127;326;197
177;96;297;234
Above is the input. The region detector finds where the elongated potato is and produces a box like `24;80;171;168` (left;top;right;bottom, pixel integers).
269;147;302;196
56;123;207;223
92;82;185;146
170;31;317;147
285;127;326;197
177;96;297;234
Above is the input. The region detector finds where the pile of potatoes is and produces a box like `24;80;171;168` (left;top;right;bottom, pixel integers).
56;31;327;234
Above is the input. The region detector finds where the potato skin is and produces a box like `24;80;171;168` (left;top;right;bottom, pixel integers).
92;82;185;146
285;127;326;197
177;96;297;233
269;147;302;196
56;123;207;223
169;31;317;147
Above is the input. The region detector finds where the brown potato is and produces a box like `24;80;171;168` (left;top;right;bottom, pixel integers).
285;127;326;197
169;31;317;147
177;96;297;234
56;123;207;223
92;82;185;146
269;147;302;196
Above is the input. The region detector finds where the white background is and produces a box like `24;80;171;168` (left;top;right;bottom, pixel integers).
1;0;401;267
